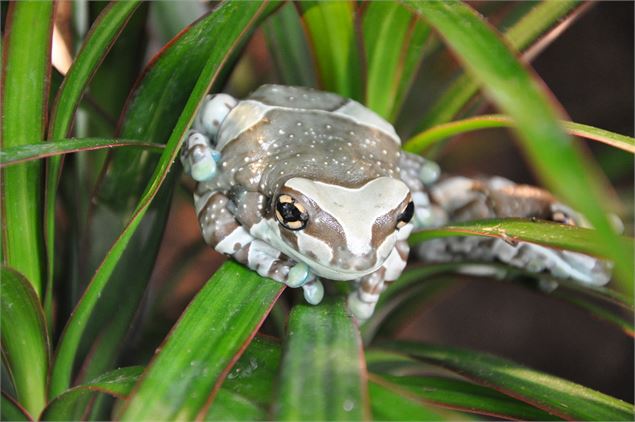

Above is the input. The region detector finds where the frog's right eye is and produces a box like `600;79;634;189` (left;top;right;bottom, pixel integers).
275;194;309;231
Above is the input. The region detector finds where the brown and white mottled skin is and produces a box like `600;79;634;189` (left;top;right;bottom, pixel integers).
181;84;611;320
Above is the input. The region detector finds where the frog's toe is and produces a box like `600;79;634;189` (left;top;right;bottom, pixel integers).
286;262;312;288
302;279;324;305
346;292;375;321
418;160;441;185
191;155;218;182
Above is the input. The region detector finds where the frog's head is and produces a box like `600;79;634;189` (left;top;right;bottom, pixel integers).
268;176;414;280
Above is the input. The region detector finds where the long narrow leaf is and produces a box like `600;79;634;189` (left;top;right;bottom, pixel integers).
1;394;31;422
275;299;369;421
44;2;141;321
371;373;559;420
402;1;632;290
405;114;635;154
384;342;634;420
0;138;162;167
409;218;634;260
416;0;580;130
40;366;142;421
297;1;363;100
120;262;284;420
48;0;277;399
1;1;54;296
263;3;317;87
0;267;49;417
363;2;429;120
368;378;450;421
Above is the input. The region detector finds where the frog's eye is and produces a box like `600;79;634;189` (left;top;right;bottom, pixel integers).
275;194;309;231
396;201;414;229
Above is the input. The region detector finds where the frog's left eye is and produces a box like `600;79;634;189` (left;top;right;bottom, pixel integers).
396;201;414;229
275;194;309;231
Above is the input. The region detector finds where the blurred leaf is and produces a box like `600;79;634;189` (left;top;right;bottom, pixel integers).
0;267;49;417
44;1;141;317
0;138;162;167
40;366;142;421
1;394;30;422
275;299;369;421
402;0;633;291
383;341;634;420
368;378;450;421
405;114;635;154
203;390;267;421
1;1;53;296
49;0;277;399
120;262;284;420
149;0;207;44
417;0;580;130
409;218;634;260
363;2;430;120
363;267;454;344
298;1;363;100
221;336;281;406
205;336;282;420
371;373;559;420
263;3;317;87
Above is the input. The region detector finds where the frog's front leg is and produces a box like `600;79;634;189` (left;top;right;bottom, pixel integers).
347;237;410;321
197;189;323;302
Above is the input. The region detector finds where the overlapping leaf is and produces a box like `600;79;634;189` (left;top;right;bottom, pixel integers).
120;262;284;420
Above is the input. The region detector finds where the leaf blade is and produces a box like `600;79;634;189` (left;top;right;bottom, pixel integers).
275;299;369;421
383;341;634;421
120;261;284;421
0;138;163;167
404;114;635;154
0;267;49;417
1;0;54;296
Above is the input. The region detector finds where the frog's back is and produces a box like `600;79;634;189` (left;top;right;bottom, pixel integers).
216;85;400;151
211;85;403;194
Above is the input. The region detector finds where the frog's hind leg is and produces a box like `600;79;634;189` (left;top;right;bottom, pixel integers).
416;175;612;286
196;189;323;301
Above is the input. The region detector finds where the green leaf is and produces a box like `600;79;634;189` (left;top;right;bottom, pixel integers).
1;394;31;422
1;0;54;296
368;378;450;421
44;2;141;318
203;389;267;421
205;336;282;420
402;0;632;291
409;218;634;260
298;1;363;100
417;0;580;130
48;0;276;399
372;373;559;420
275;299;369;421
0;138;162;167
120;262;284;421
40;366;143;421
383;341;634;421
221;336;281;406
263;3;317;87
0;267;49;418
404;114;635;154
363;2;430;120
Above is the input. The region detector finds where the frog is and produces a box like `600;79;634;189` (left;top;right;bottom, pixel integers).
180;84;611;321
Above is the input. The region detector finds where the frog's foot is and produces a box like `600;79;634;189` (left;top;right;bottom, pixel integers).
193;93;238;140
347;291;376;322
286;262;314;288
302;279;324;305
181;131;221;182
